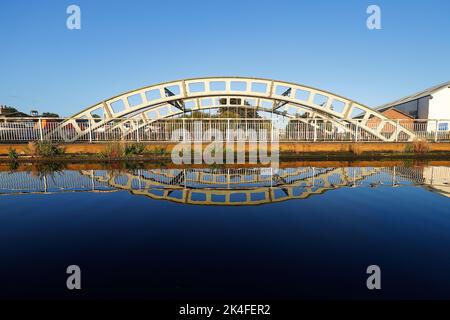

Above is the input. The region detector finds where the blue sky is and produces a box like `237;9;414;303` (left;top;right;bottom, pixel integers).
0;0;449;116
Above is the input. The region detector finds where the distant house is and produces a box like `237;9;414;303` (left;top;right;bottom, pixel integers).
352;100;416;135
376;81;450;132
0;106;64;133
0;105;31;118
365;109;415;134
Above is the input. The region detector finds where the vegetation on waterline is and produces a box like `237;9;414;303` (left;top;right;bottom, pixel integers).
404;139;430;154
124;143;145;156
28;141;65;157
7;147;19;160
99;142;167;160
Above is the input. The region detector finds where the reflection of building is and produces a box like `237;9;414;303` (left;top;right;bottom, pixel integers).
422;166;450;198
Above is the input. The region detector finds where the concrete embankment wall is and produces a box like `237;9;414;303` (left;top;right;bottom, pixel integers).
1;142;450;155
2;160;450;172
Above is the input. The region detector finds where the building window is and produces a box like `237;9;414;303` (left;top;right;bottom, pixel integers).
395;100;419;118
438;122;449;131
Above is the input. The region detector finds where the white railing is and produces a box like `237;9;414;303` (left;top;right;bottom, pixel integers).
1;117;450;143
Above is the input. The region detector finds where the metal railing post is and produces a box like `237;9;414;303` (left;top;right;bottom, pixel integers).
227;118;230;142
271;120;274;142
395;119;399;142
88;118;93;143
355;120;359;142
38;118;44;141
435;120;439;142
136;120;140;143
313;119;317;142
182;118;186;141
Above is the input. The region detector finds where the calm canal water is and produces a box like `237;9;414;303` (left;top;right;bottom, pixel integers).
1;164;450;299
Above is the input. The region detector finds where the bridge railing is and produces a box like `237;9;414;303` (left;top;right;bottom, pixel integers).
1;117;450;143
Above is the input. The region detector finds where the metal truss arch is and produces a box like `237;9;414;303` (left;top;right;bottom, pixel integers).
54;77;416;142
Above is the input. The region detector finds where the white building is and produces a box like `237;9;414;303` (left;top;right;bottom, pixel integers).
377;81;450;131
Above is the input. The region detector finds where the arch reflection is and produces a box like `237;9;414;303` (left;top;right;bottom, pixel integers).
0;166;449;205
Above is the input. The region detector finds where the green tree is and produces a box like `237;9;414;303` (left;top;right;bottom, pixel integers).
216;99;260;118
189;111;209;118
42;112;59;118
1;107;18;114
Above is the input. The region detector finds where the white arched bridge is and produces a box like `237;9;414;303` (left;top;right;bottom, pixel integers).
50;77;415;142
5;76;449;143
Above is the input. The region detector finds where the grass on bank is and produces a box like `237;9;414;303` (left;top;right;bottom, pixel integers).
7;147;19;160
27;141;65;158
99;142;168;160
404;139;430;153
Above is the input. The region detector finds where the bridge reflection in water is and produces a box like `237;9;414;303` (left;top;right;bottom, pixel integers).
1;166;449;205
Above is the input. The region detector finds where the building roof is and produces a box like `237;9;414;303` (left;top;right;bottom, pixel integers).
377;80;450;113
0;111;32;118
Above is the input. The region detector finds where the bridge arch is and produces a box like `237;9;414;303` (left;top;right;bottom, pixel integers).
53;77;416;141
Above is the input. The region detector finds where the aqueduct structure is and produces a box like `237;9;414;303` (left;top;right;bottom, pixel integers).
48;77;417;142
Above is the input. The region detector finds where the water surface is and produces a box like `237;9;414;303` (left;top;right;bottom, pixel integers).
1;164;450;299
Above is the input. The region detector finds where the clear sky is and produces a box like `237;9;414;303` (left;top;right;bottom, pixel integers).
0;0;449;116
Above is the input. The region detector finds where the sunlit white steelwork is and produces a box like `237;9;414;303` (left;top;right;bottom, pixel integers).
45;77;418;142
